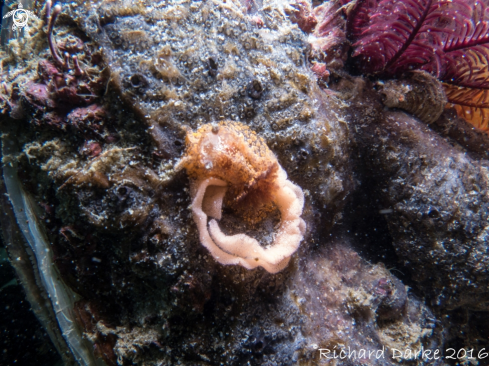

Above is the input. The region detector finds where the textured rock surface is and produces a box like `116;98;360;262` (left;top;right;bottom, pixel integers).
347;82;489;311
291;242;442;365
0;1;352;364
1;0;488;365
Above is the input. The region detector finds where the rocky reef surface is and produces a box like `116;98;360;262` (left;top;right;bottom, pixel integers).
0;0;488;365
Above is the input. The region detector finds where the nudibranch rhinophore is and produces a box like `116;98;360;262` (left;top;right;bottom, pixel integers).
176;121;306;273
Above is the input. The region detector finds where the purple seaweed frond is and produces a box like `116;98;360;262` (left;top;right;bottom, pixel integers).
347;0;472;76
343;0;489;130
442;0;489;88
440;0;489;131
346;0;378;41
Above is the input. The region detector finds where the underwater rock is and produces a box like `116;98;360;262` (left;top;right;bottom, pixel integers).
1;0;488;365
429;109;489;161
72;0;351;214
349;82;489;310
292;243;440;365
0;0;350;364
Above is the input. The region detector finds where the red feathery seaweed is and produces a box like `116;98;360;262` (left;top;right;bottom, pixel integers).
346;0;489;131
348;0;471;76
442;0;489;131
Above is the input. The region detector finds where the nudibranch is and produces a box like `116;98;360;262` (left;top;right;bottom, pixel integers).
176;121;306;274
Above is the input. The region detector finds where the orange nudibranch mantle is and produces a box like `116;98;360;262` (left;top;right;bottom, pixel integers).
176;121;306;273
